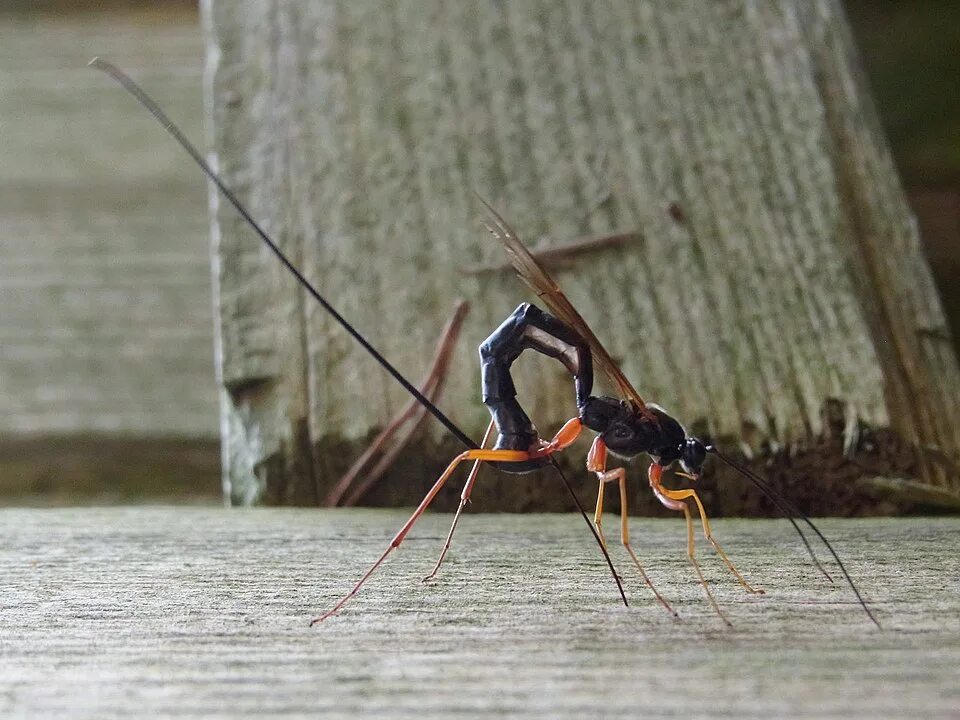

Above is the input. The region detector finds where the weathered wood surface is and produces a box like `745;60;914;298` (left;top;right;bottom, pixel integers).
1;508;957;718
0;7;216;437
206;0;960;507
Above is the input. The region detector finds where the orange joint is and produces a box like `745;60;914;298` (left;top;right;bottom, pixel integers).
648;462;663;486
586;436;607;473
553;417;583;448
530;417;582;457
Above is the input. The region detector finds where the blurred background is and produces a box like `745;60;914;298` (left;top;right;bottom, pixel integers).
0;0;957;506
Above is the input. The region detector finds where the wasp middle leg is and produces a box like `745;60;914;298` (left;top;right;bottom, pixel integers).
588;437;677;616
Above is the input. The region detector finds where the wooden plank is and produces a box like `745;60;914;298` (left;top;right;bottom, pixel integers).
0;9;216;437
1;509;957;717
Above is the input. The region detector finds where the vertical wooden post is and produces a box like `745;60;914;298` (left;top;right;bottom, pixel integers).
204;0;960;507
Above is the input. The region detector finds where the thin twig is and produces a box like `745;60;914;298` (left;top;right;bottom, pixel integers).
323;301;470;507
459;232;641;276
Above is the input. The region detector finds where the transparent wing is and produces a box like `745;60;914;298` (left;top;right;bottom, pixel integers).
477;195;651;416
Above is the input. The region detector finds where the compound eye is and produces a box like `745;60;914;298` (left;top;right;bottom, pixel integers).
682;438;707;472
612;425;634;440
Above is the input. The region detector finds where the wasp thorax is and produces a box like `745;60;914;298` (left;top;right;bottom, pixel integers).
580;397;688;459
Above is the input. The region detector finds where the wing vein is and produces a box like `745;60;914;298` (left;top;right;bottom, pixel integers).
476;195;651;417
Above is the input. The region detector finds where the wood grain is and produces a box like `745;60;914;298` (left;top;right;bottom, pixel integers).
205;0;960;505
0;9;216;438
1;508;957;718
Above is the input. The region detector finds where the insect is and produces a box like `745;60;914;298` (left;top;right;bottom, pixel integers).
92;58;880;629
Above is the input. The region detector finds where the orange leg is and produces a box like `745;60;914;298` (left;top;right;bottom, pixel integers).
422;420;496;582
649;463;733;625
311;418;583;625
648;463;763;625
530;417;584;458
679;500;731;625
656;483;763;595
588;438;677;617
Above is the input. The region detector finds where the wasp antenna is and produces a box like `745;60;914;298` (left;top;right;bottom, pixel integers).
720;457;835;584
90;58;477;452
708;448;881;628
703;445;830;578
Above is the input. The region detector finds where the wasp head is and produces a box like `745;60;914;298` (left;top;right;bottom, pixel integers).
679;437;708;478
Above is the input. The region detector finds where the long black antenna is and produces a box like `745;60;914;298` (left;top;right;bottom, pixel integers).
708;447;881;628
748;479;836;584
91;58;630;604
89;57;476;451
708;447;835;584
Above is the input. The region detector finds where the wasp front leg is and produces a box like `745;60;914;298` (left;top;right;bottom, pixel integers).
648;463;763;625
650;463;763;596
588;438;677;616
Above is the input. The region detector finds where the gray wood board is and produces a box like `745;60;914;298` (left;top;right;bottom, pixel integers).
1;509;957;718
0;11;216;437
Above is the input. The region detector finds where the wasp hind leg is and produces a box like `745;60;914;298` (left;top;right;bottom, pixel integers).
423;417;584;583
422;421;496;583
310;444;531;625
313;419;585;624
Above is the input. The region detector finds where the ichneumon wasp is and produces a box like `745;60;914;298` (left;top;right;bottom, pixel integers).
91;58;880;629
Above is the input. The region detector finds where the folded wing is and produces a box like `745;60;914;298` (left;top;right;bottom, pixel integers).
477;195;653;420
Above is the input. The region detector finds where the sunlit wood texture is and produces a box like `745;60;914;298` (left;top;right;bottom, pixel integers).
2;508;959;717
205;0;960;506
